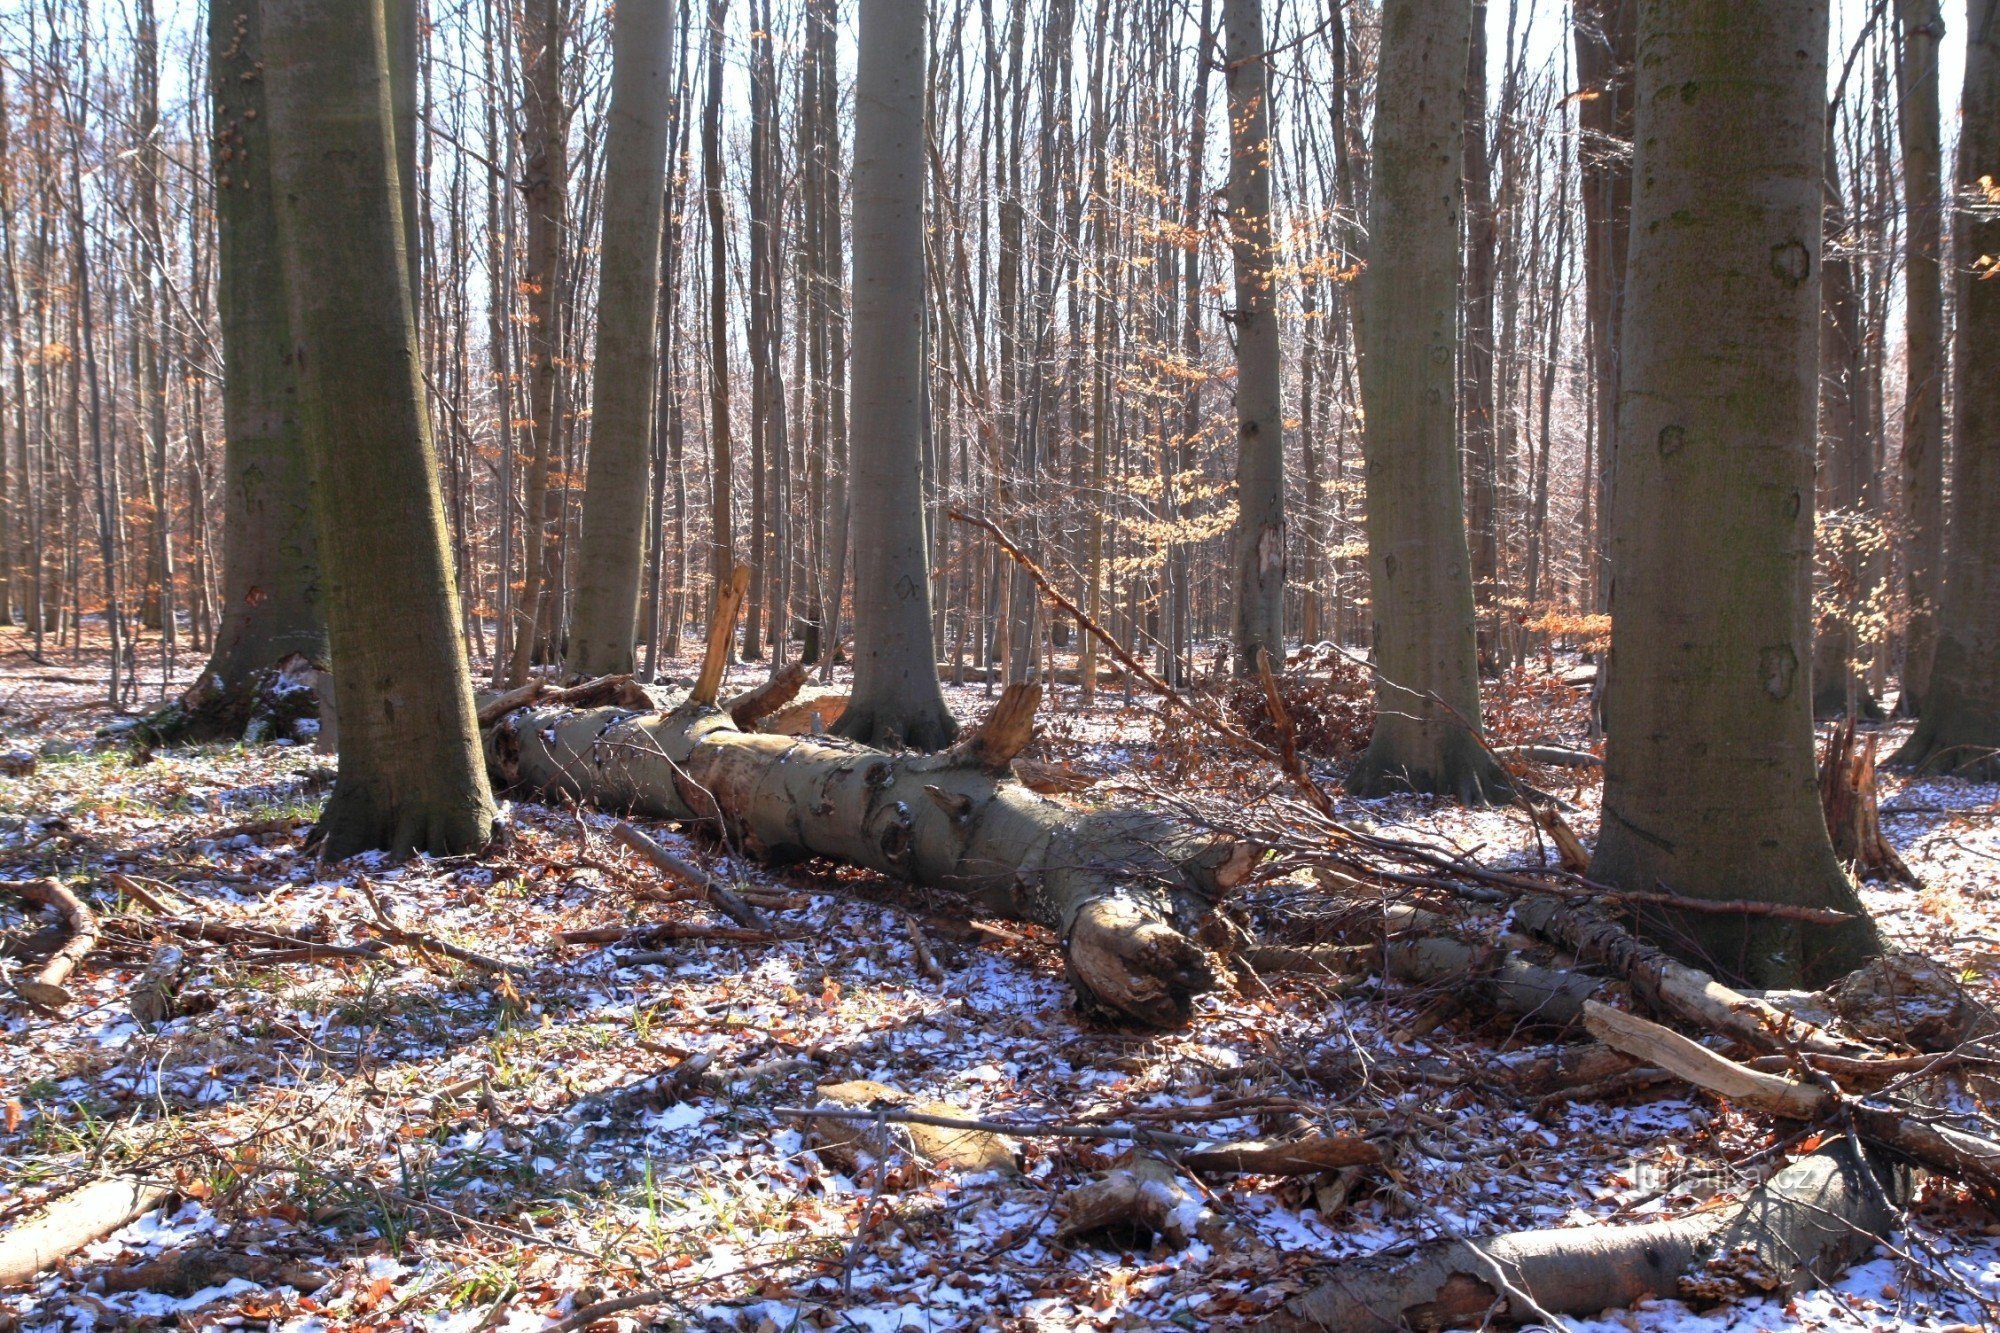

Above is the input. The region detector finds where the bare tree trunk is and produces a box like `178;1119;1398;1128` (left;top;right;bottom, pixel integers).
1223;0;1284;677
568;0;674;676
702;0;734;599
1890;0;2000;780
1590;0;1879;988
506;0;569;687
1464;0;1500;670
1350;0;1506;802
837;0;958;751
1895;0;1946;717
263;0;499;857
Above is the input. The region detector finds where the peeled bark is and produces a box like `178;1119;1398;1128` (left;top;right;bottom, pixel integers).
1350;0;1508;803
1891;1;2000;781
264;0;499;858
835;0;957;751
1224;0;1285;676
1589;0;1879;987
486;683;1250;1025
568;0;674;677
1281;1142;1904;1330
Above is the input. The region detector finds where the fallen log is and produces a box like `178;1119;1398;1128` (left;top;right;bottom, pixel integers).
1584;1000;2000;1203
2;877;99;1010
1492;744;1603;769
487;682;1251;1024
1280;1141;1904;1329
1512;897;1864;1058
0;1176;176;1286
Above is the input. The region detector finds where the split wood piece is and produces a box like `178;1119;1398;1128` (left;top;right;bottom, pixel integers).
1527;804;1591;874
1182;1134;1380;1177
1512;897;1865;1058
107;873;189;916
1235;942;1375;977
488;682;1252;1025
475;678;548;727
356;878;524;978
129;945;186;1024
690;564;751;707
756;688;849;736
1011;758;1098;795
949;507;1333;817
722;661;808;729
1;878;99;1010
1279;1141;1903;1329
1059;1152;1203;1247
806;1080;1019;1175
903;912;944;981
0;1176;177;1286
1584;1001;2000;1203
1492;744;1603;769
608;821;768;931
1819;719;1917;884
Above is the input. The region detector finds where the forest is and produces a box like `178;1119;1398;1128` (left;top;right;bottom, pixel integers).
0;0;1997;1326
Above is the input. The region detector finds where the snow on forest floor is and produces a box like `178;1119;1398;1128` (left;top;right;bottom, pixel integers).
0;626;1997;1331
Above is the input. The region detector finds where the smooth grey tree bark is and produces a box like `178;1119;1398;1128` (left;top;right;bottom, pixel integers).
1223;0;1284;676
1895;0;1946;716
1891;0;2000;780
198;0;326;696
569;0;674;677
263;0;499;857
834;0;957;751
1590;0;1878;987
1349;0;1508;802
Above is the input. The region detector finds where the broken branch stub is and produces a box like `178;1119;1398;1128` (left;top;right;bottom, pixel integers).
485;685;1249;1025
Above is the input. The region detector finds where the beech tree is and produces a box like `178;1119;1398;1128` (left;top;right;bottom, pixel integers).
1590;0;1878;986
568;0;674;677
190;0;325;706
1895;0;1946;716
263;0;498;857
1223;0;1284;676
1891;0;1999;780
835;0;957;750
1350;0;1508;801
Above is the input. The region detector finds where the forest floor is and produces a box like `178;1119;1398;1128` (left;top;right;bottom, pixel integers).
1;624;1997;1332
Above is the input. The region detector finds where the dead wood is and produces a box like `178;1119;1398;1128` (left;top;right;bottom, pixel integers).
559;921;778;947
1059;1152;1203;1247
690;564;751;707
1512;897;1864;1058
0;1176;176;1286
356;878;523;978
1491;744;1603;769
487;680;1249;1025
806;1080;1020;1175
1181;1134;1380;1176
476;678;548;727
2;877;99;1009
608;820;768;931
1280;1141;1904;1329
1585;1001;2000;1202
723;661;809;729
1819;718;1916;884
128;944;186;1024
756;688;849;736
97;1245;332;1297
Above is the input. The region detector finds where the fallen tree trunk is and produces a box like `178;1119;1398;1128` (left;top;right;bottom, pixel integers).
2;877;99;1009
486;682;1253;1024
0;1177;176;1286
1585;1000;2000;1204
1280;1141;1904;1329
